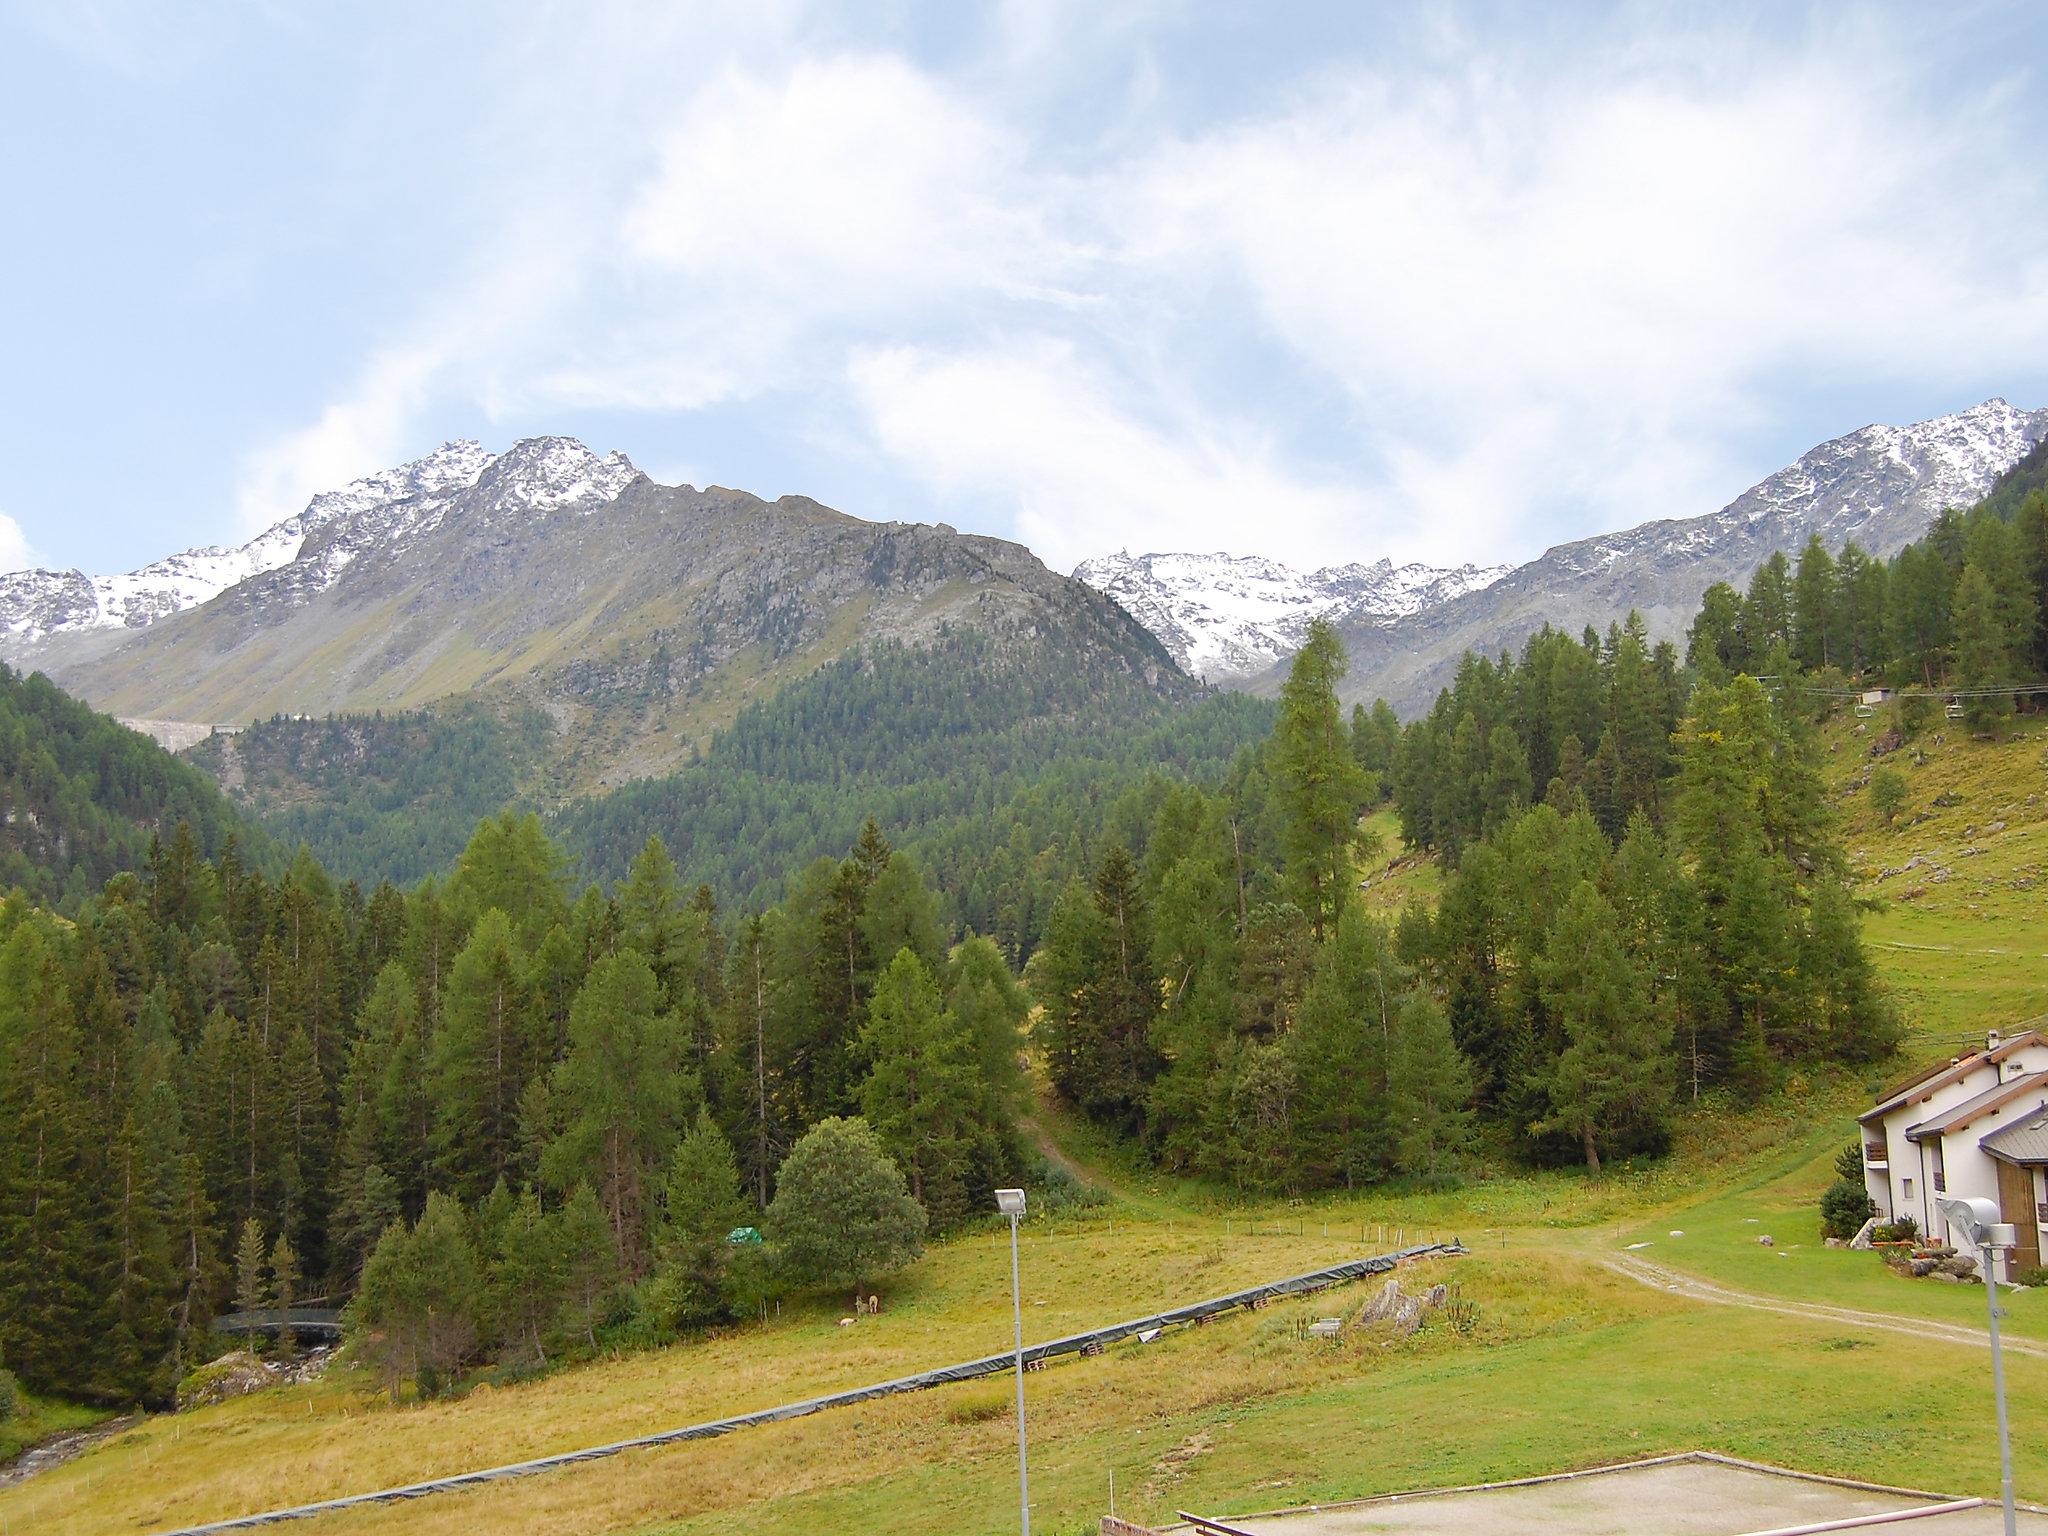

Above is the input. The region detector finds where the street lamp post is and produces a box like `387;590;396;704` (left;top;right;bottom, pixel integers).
995;1188;1030;1536
1939;1196;2018;1536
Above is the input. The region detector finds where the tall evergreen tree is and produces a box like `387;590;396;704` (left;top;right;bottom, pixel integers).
1535;881;1673;1172
542;949;697;1274
1268;619;1372;937
1386;992;1476;1179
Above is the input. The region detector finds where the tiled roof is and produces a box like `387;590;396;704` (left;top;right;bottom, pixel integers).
1981;1107;2048;1166
1860;1030;2047;1125
1903;1069;2048;1143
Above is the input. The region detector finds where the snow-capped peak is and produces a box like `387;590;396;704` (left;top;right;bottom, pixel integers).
1074;549;1508;683
0;436;638;645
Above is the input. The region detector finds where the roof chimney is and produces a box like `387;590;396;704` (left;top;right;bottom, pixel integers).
1988;1029;2004;1053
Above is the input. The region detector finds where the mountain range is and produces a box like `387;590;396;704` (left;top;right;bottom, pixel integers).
1073;397;2048;712
3;438;1186;789
1071;550;1508;683
4;395;2040;786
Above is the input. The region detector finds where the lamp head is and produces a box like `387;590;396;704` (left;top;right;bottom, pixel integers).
1938;1195;2004;1246
995;1188;1027;1218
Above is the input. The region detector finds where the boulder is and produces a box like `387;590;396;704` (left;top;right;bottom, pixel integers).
177;1351;278;1411
1357;1278;1425;1337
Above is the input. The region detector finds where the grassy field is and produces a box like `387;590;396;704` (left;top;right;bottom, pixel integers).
0;1393;105;1468
1828;709;2048;1045
12;1092;2048;1536
9;719;2048;1535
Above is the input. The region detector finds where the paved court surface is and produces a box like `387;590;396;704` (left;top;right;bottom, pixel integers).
1171;1455;2048;1535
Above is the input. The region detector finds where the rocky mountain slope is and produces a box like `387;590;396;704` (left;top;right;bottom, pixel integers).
1088;397;2045;714
18;439;1190;788
1072;550;1508;683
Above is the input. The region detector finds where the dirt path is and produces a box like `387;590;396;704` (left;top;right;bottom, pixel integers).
1604;1252;2048;1358
0;1415;135;1492
1018;1115;1093;1187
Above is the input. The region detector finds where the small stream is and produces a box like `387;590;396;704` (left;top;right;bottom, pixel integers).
0;1415;136;1491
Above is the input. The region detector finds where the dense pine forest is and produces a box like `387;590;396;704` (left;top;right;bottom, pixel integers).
0;582;1903;1412
25;444;2042;1412
0;663;256;909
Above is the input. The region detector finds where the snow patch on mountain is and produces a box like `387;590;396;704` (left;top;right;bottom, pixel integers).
0;438;639;644
1074;550;1508;682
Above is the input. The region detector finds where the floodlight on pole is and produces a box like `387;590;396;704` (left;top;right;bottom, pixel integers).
995;1188;1030;1536
1940;1196;2018;1536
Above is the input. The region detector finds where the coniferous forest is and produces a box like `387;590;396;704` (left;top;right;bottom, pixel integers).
26;448;2046;1410
0;570;1907;1410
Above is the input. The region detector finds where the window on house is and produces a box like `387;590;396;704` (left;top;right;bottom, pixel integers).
1903;1177;1914;1200
1931;1142;1946;1193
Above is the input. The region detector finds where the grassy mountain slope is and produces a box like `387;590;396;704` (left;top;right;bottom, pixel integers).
0;663;257;906
14;1067;2048;1536
53;479;1191;793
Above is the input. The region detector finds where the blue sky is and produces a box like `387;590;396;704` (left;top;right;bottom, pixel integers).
4;1;2047;579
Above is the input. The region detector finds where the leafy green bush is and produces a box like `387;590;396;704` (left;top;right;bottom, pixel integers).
1820;1176;1876;1240
2015;1264;2048;1288
1030;1157;1107;1215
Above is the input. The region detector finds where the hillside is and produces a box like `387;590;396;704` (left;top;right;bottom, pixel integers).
553;637;1273;948
184;703;552;889
1065;398;2045;714
21;439;1192;792
0;662;255;906
12;1075;2048;1536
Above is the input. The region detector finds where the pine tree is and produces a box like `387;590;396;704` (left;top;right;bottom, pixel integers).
488;1187;567;1365
652;1110;747;1327
1952;562;2016;734
429;909;540;1199
1031;849;1161;1132
1535;881;1673;1172
0;920;97;1394
857;948;978;1226
1288;904;1400;1188
1386;991;1476;1179
1269;619;1372;936
542;950;697;1274
553;1183;619;1352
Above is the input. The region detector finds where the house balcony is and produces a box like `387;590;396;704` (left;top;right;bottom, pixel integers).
1864;1143;1889;1167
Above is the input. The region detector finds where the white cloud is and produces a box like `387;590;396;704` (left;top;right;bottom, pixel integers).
848;340;1363;572
0;512;38;574
225;12;2048;571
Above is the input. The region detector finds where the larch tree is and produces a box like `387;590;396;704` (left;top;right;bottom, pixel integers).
857;948;978;1226
1269;618;1372;938
542;949;698;1274
429;910;539;1199
1386;991;1476;1179
1535;880;1673;1173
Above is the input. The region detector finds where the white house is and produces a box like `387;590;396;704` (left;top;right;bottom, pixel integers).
1858;1027;2048;1281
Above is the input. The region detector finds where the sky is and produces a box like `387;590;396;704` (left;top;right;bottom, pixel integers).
4;1;2048;581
